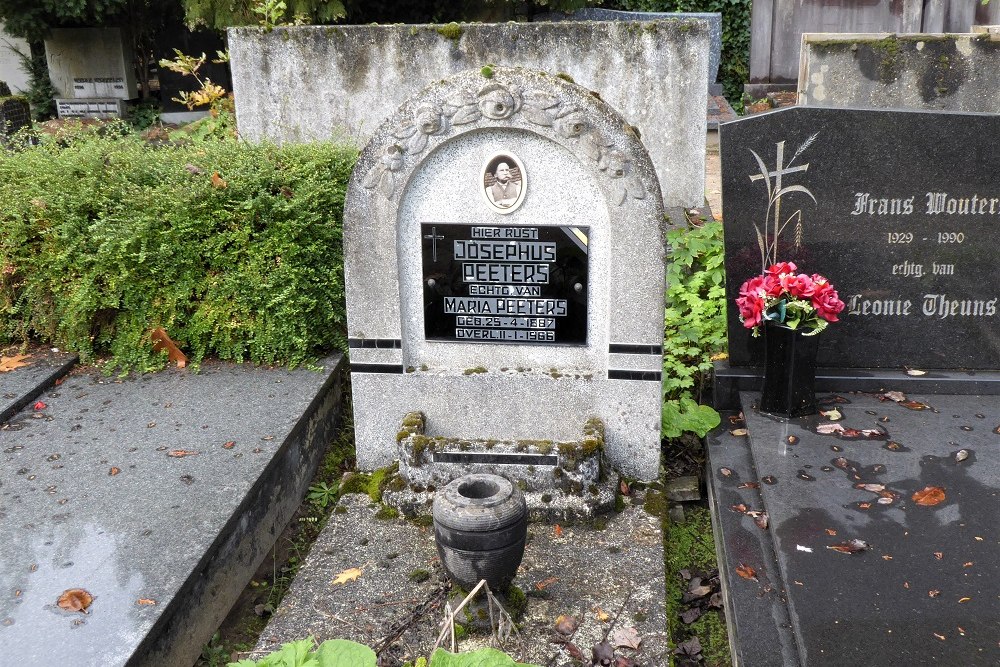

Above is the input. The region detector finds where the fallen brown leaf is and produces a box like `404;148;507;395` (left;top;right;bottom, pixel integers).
827;539;869;555
211;171;228;189
553;524;563;538
563;642;584;660
735;563;757;582
555;614;579;635
912;486;946;507
136;598;156;605
57;589;93;613
593;606;610;622
928;589;941;598
222;441;236;450
167;450;199;458
0;354;31;373
730;428;748;437
535;576;558;591
610;625;642;651
332;567;362;586
109;467;120;476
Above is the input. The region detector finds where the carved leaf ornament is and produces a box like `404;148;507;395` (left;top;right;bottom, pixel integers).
362;79;646;205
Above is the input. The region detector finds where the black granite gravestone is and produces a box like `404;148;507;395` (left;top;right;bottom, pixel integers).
721;107;1000;371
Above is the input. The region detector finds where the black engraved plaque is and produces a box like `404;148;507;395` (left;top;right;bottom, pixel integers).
421;223;589;345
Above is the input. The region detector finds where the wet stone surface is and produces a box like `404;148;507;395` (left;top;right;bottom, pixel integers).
253;494;668;666
0;346;77;423
0;358;341;666
711;391;999;666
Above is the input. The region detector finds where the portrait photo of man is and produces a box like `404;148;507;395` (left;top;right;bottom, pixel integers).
483;154;525;213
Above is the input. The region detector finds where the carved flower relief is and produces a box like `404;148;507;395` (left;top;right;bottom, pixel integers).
599;148;647;206
478;83;521;120
393;101;451;154
361;144;404;199
553;110;586;139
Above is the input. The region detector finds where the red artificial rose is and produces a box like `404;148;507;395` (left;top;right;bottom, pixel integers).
813;286;845;322
736;293;765;329
766;261;797;276
780;272;816;299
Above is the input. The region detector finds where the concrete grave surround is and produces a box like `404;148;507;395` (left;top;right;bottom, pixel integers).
798;32;1000;112
44;28;136;100
227;21;709;209
344;67;666;481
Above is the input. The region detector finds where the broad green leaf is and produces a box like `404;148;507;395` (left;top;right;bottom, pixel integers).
313;639;377;667
429;647;541;667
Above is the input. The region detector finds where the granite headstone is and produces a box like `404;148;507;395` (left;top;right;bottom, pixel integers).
343;67;667;481
721;106;999;370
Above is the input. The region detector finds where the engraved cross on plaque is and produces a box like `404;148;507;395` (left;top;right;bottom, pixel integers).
748;140;809;193
423;226;446;262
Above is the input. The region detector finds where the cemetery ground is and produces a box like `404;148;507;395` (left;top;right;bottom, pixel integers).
0;344;727;667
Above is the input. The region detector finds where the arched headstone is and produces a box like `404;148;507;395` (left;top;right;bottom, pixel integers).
344;67;667;483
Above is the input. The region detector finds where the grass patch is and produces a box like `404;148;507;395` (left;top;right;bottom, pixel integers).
664;507;731;666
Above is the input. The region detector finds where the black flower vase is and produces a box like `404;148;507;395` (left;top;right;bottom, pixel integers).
759;321;820;417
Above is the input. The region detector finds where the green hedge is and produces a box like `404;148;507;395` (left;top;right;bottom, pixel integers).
0;127;358;372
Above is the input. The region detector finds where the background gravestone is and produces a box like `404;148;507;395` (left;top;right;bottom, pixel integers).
344;67;666;481
799;32;1000;112
45;28;136;118
721;106;1000;371
227;20;710;209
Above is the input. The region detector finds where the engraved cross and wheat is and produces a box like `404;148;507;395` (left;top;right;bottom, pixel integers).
748;132;819;271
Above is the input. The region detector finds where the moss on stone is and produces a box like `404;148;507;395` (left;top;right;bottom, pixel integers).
340;472;372;495
408;568;431;583
368;463;398;503
334;504;348;514
435;22;463;40
541;493;553;504
643;489;666;518
481;65;494;78
409;514;434;528
375;505;399;521
502;584;528;620
463;366;487;375
555;72;575;83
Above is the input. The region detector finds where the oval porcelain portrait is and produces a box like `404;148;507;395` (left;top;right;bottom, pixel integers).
482;153;526;214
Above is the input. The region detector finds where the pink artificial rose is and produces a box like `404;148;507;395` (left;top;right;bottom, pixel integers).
736;294;765;329
738;275;764;297
813;286;845;322
766;261;797;276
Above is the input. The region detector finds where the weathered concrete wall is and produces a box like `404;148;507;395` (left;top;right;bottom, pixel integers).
228;21;710;209
750;0;1000;86
0;22;31;93
799;32;1000;112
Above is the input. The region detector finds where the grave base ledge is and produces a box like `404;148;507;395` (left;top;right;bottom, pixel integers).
383;412;617;522
713;361;1000;411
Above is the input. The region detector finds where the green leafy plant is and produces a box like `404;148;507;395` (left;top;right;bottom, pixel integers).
661;219;726;437
0;130;357;372
306;481;338;509
229;639;539;667
7;43;57;120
